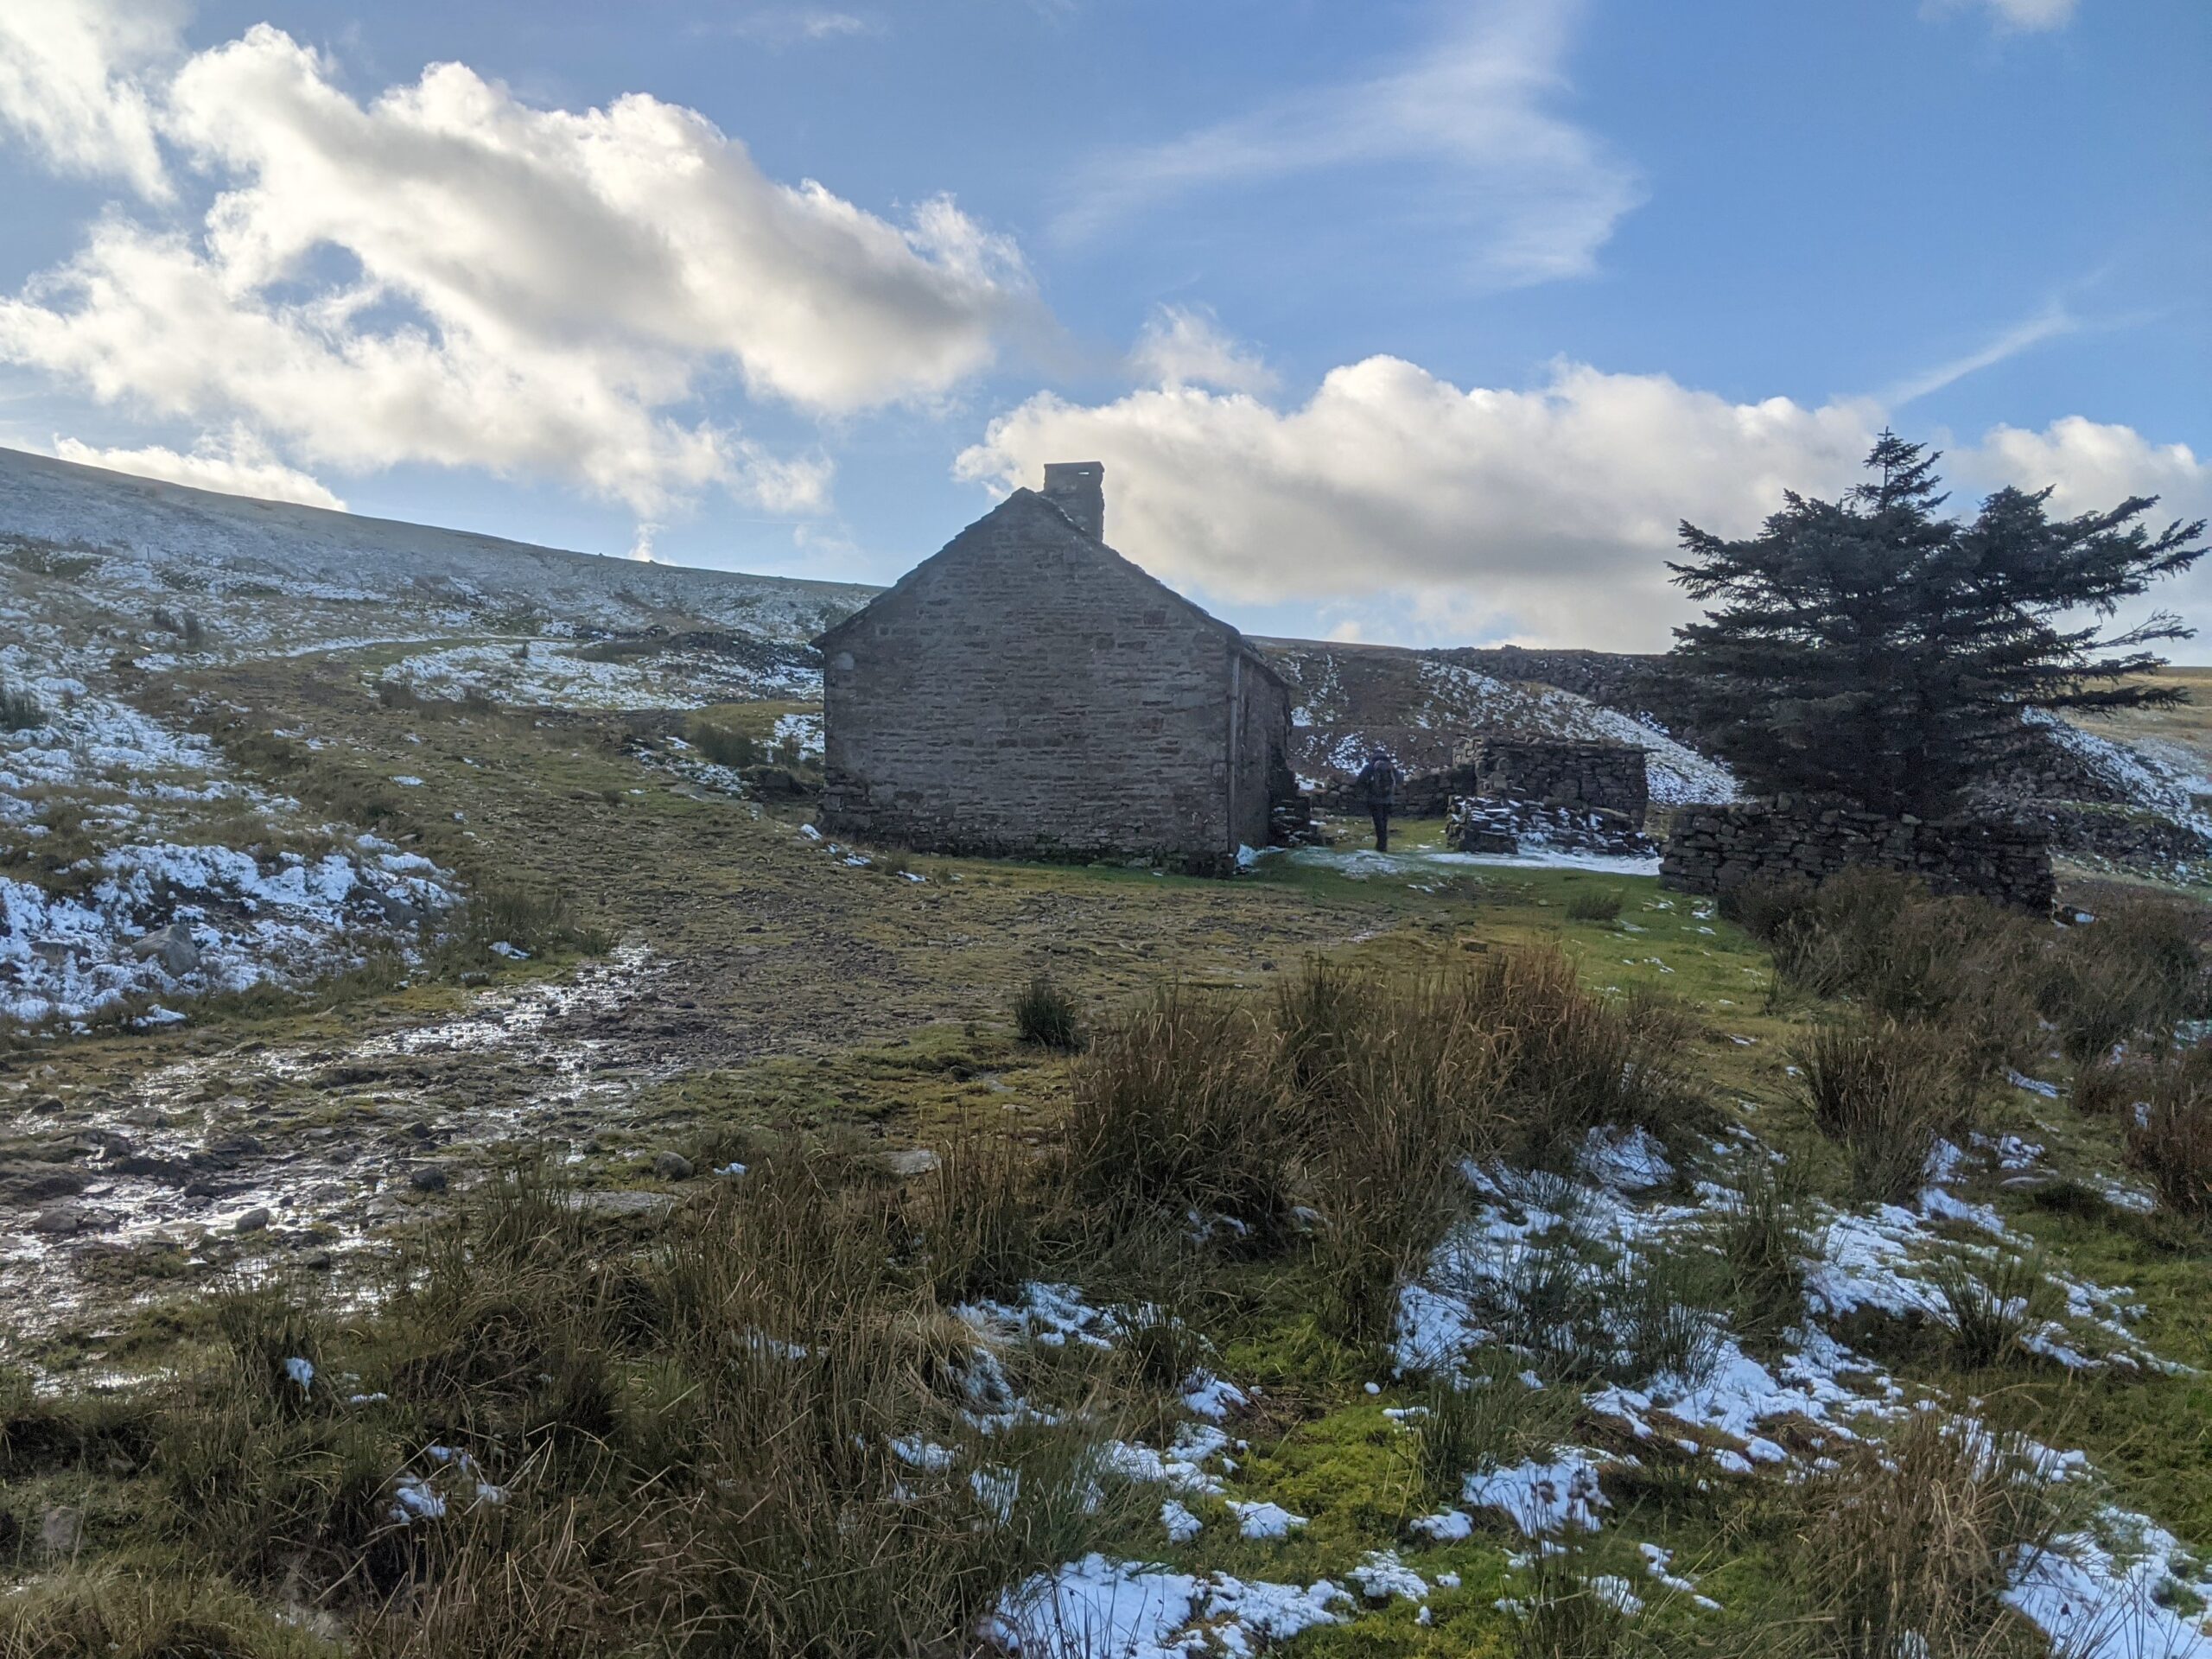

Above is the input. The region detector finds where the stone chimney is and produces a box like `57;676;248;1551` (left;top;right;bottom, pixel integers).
1041;461;1105;542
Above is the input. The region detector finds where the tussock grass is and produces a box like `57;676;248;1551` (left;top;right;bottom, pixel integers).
1738;868;2210;1086
2044;896;2210;1064
1794;1014;1970;1204
1935;1249;2061;1370
683;715;758;771
1707;1160;1818;1345
2124;1046;2212;1218
1012;972;1082;1052
1783;1413;2075;1659
1510;1550;1636;1658
1474;1229;1723;1388
917;1116;1044;1304
0;682;43;733
1564;887;1625;923
41;1147;1145;1656
1068;985;1290;1234
2071;1053;2152;1119
0;1570;326;1658
1070;950;1706;1342
446;880;607;962
1407;1351;1575;1504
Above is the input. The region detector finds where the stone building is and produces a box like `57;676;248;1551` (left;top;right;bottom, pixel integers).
816;463;1295;874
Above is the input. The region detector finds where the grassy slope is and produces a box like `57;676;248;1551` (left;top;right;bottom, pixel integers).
10;640;2212;1656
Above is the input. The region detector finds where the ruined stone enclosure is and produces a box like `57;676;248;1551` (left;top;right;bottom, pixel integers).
817;466;1294;875
1466;739;1650;826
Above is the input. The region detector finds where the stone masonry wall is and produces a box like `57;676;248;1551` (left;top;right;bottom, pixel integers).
819;491;1285;874
1660;798;2054;912
1468;740;1649;826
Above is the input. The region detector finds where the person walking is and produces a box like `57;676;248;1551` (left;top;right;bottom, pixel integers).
1353;750;1400;853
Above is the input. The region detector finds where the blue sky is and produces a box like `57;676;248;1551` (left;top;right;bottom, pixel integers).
0;0;2205;649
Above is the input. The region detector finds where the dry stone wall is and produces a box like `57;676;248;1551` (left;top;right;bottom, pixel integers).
1465;739;1649;825
1660;798;2054;912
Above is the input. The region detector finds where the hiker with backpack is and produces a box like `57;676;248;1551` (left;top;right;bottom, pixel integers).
1353;750;1399;853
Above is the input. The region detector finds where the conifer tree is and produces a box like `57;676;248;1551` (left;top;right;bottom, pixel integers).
1669;432;2206;816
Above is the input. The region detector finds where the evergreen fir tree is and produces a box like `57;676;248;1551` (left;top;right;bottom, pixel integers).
1669;432;2206;816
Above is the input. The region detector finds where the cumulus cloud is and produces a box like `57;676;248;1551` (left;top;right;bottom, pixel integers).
1128;305;1279;396
1953;416;2209;525
958;360;2210;651
1061;0;1641;286
49;425;346;510
0;0;180;200
0;22;1033;512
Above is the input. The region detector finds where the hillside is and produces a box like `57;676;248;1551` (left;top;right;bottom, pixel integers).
8;456;2212;1656
0;447;875;650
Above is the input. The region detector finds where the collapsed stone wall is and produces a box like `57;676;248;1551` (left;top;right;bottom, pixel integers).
1659;798;2054;912
1465;739;1649;825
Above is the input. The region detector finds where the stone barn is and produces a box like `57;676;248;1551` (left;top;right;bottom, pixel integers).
816;463;1295;874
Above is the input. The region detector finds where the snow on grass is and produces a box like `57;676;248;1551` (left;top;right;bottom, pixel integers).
1228;1499;1307;1540
988;1556;1347;1659
1459;1452;1611;1536
380;639;819;711
2035;708;2212;833
2;841;456;1025
772;709;824;760
2007;1516;2212;1659
1279;846;1660;881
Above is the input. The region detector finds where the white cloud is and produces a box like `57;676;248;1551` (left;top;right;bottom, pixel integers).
721;9;880;45
1060;0;1640;286
959;361;2210;652
1128;305;1278;396
0;0;181;200
48;424;346;509
1885;300;2076;405
1953;416;2209;525
0;22;1034;512
1933;0;2081;32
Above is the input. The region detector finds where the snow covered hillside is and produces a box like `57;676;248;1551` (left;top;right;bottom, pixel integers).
1265;639;1739;807
0;446;875;652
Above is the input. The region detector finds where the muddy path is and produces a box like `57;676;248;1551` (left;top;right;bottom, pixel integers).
4;650;1382;1366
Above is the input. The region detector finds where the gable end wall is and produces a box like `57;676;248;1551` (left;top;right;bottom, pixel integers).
821;504;1269;871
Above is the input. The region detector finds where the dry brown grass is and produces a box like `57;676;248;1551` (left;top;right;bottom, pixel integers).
1784;1413;2074;1659
1069;949;1706;1342
1795;1014;1972;1203
2125;1047;2212;1218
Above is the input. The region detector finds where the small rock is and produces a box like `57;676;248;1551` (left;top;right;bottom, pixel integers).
181;1179;218;1201
408;1165;449;1193
234;1207;272;1233
128;919;200;977
576;1189;675;1218
28;1206;81;1236
39;1505;81;1556
880;1147;940;1179
652;1151;694;1181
